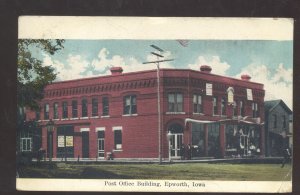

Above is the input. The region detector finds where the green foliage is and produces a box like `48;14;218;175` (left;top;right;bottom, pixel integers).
18;39;64;110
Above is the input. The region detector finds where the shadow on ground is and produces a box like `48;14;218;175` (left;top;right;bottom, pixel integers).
79;167;133;179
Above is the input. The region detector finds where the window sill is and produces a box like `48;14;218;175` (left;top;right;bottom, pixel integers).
90;116;100;119
101;115;110;118
166;112;186;115
80;117;89;120
113;149;123;152
53;119;60;121
122;114;138;117
61;118;69;121
193;113;204;115
70;118;79;120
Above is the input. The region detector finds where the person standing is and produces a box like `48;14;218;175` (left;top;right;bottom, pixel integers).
281;131;291;168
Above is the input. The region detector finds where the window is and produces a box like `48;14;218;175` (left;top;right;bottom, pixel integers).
207;123;220;156
123;95;137;115
252;102;259;118
239;101;244;116
20;131;32;152
168;93;183;112
213;97;218;115
97;130;105;157
36;110;40;120
283;115;286;129
44;104;49;120
102;97;109;116
193;94;203;113
62;101;68;119
53;103;59;119
72;100;78;118
92;98;98;117
82;99;88;117
273;114;277;128
233;101;238;116
221;97;226;116
114;128;122;150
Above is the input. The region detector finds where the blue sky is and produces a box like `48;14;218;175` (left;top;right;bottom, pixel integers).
37;40;293;109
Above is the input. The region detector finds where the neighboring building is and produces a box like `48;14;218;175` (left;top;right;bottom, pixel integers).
25;65;265;160
264;100;292;157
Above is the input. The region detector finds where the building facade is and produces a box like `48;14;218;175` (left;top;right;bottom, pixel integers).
264;100;292;157
25;65;265;160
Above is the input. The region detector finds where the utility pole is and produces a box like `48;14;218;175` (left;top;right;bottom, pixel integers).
143;45;174;164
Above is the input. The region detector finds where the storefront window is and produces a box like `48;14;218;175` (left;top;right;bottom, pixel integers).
225;124;261;157
207;123;220;157
191;123;205;157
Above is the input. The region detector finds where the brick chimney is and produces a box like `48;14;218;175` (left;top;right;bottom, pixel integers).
200;65;212;73
110;67;123;75
241;74;251;81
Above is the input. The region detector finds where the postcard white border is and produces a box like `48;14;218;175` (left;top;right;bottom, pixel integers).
18;16;293;40
16;179;292;192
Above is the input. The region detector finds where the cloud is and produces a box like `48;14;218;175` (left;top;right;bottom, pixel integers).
236;63;293;110
187;56;231;75
42;53;90;81
92;48;175;74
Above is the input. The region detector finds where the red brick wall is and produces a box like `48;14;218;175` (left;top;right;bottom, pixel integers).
26;68;265;159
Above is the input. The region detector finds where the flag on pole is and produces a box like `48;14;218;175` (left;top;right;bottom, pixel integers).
176;40;189;47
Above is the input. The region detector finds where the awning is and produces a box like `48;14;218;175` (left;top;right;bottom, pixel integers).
185;118;264;126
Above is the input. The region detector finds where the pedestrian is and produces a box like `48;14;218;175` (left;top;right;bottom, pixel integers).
187;144;192;160
180;144;185;160
281;131;291;168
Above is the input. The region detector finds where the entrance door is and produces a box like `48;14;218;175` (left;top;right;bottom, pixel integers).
82;131;89;158
170;134;183;158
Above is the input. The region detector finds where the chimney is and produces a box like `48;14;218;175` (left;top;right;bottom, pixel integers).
241;74;251;81
110;67;123;75
200;65;212;73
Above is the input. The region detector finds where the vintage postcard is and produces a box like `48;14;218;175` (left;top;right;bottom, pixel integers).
16;16;293;192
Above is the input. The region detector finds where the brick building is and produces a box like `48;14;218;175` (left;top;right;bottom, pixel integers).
24;65;265;160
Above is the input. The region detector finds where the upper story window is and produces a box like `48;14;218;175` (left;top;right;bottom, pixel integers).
62;101;68;119
36;110;40;120
239;101;245;117
82;99;88;117
233;101;238;116
273;114;277;128
213;97;218;115
252;102;259;118
168;93;183;112
221;97;226;116
283;115;286;129
102;97;109;116
53;102;59;119
44;104;49;120
193;94;203;113
72;100;78;118
92;98;98;117
124;95;137;115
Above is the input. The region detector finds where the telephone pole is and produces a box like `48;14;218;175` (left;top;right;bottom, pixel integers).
143;45;174;164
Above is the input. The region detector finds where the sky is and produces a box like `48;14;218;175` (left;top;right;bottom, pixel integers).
34;39;293;110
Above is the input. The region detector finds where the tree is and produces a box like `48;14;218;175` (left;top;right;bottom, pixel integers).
18;39;65;110
17;39;64;157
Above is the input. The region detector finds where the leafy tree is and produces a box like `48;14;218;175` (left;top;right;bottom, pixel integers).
17;39;64;156
18;39;64;110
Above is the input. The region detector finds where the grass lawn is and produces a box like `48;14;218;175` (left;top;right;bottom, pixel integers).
18;163;292;181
